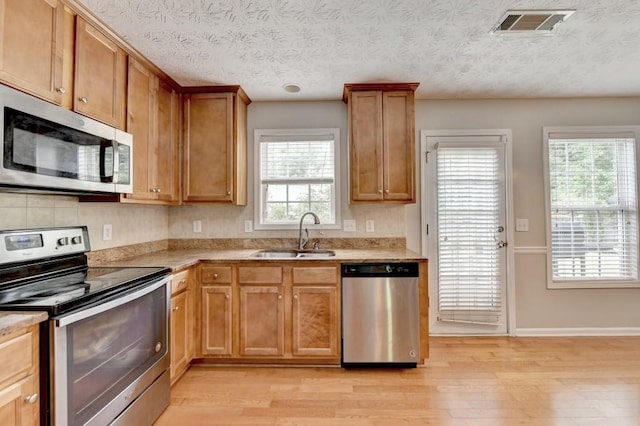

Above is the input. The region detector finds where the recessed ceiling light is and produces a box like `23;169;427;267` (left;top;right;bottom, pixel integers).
491;9;576;35
283;84;301;93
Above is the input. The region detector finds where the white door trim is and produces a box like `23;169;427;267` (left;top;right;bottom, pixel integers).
420;129;516;336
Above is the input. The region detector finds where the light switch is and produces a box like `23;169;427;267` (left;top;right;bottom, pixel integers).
516;218;529;232
244;220;253;233
365;220;375;232
343;220;356;232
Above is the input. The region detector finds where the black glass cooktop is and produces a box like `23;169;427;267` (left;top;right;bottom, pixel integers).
0;266;169;314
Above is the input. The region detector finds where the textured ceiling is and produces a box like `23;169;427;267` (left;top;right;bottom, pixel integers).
79;0;640;101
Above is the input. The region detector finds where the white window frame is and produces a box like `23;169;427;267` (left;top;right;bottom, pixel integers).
543;126;640;289
253;128;341;231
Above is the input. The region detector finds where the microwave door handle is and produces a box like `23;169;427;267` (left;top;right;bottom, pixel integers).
112;140;120;183
99;141;116;183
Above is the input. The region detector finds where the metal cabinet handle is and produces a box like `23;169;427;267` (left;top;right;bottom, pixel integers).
293;294;298;300
156;188;161;193
25;394;39;404
225;294;230;299
179;279;186;285
213;273;219;279
172;306;179;311
384;189;389;193
79;96;88;104
378;189;383;194
226;191;231;195
56;87;66;94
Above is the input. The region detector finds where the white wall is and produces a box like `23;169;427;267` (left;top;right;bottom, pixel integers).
410;97;640;331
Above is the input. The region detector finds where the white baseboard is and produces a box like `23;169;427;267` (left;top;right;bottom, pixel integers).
515;327;640;337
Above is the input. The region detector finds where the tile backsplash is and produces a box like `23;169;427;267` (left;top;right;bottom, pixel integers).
0;193;406;251
0;193;169;250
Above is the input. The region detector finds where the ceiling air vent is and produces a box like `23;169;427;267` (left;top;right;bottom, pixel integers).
491;10;575;34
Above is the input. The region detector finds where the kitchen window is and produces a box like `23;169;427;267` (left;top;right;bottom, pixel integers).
254;128;340;230
543;126;640;288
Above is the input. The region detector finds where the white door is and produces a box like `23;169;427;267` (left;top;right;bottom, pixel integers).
422;131;513;335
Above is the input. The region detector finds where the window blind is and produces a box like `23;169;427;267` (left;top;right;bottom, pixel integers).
436;147;503;324
260;139;334;184
548;137;638;280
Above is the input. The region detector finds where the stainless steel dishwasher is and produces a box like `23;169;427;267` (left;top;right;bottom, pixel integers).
341;262;420;367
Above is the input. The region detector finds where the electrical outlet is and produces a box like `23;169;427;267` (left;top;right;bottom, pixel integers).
102;224;112;241
193;220;202;233
343;219;356;232
516;218;529;232
365;220;375;233
244;220;253;233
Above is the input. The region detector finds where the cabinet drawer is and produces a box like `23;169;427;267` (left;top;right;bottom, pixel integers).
0;332;33;386
201;266;232;284
171;269;191;295
292;267;338;285
238;267;282;284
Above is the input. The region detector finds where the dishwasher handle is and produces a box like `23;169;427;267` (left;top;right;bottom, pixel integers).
341;262;419;278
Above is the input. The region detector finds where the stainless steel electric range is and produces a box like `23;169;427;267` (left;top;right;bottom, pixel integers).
0;226;171;426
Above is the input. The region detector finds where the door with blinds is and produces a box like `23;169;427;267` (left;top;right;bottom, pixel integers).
424;132;511;334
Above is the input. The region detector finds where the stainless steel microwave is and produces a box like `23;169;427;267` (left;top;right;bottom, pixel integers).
0;84;133;195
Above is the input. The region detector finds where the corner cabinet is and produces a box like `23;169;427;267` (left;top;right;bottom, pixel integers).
123;57;179;204
0;0;66;104
343;83;419;203
182;87;250;205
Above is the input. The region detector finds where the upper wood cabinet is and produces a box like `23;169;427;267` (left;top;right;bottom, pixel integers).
74;16;126;128
123;57;179;204
182;87;250;204
0;0;66;104
343;83;419;203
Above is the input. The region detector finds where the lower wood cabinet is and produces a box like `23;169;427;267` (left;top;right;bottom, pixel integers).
292;286;338;357
0;325;39;426
169;268;194;384
198;262;340;363
201;285;232;356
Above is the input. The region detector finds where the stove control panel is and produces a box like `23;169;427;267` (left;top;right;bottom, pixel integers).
0;226;90;265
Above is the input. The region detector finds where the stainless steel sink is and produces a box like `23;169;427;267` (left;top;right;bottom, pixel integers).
250;249;299;258
250;249;336;258
296;249;336;258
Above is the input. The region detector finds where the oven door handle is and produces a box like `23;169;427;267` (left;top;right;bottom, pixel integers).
53;276;170;327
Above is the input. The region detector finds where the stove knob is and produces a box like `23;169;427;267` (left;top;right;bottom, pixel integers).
57;237;69;247
71;236;82;245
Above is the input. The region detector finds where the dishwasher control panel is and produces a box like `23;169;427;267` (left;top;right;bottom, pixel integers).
341;262;419;277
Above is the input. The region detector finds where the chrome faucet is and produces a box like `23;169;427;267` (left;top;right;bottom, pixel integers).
298;212;320;250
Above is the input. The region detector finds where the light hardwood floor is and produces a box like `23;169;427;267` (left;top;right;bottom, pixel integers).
156;336;640;425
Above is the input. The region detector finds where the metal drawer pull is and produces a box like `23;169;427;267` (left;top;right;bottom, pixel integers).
172;306;179;311
179;279;186;284
213;273;218;279
79;96;88;104
25;394;39;404
56;87;66;94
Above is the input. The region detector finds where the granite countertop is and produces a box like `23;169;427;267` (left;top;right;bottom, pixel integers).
93;248;427;271
0;311;48;338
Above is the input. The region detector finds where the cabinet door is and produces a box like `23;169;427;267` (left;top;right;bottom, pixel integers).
292;286;339;357
125;57;156;201
182;93;234;203
155;79;180;202
170;291;188;383
382;91;415;202
348;91;384;202
239;286;284;356
0;0;65;104
0;374;39;426
74;16;126;128
201;286;232;356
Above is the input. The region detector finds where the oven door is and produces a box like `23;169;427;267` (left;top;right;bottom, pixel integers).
51;276;170;426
